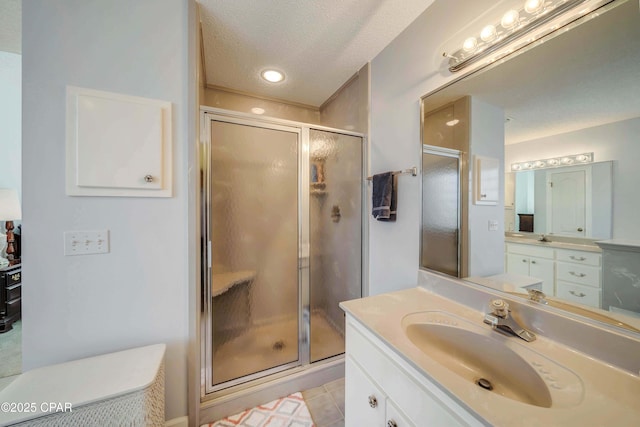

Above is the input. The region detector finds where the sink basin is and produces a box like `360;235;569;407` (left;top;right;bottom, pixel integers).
402;312;584;408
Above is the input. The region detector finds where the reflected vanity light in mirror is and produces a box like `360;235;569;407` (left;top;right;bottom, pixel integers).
511;152;593;171
443;0;612;72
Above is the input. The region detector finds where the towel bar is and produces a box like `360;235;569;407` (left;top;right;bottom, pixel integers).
366;167;417;181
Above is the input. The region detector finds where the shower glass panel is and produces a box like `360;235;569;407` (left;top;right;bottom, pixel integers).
421;147;460;277
308;130;363;363
209;120;299;387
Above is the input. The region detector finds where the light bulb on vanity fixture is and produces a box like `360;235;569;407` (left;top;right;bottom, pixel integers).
511;152;593;172
443;0;613;72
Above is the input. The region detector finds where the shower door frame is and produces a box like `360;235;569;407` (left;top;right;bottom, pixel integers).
420;145;463;278
200;107;367;397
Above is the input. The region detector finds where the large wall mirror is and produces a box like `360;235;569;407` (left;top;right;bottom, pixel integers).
420;0;640;332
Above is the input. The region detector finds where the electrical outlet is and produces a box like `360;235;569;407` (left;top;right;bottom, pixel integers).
488;220;499;231
64;230;109;256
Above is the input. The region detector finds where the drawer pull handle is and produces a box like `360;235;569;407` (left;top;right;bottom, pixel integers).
570;256;586;261
522;259;527;263
387;421;398;427
569;290;586;298
531;260;536;264
368;395;378;408
569;271;586;278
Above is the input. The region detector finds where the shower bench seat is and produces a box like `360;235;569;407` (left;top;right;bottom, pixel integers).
0;344;165;427
211;270;256;297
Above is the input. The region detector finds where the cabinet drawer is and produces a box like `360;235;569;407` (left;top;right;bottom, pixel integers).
6;283;21;301
556;281;600;308
556;250;600;266
556;263;600;288
506;243;554;259
6;297;21;317
2;270;21;287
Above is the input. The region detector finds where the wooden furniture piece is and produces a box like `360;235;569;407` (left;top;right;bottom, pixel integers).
518;213;534;232
0;264;21;333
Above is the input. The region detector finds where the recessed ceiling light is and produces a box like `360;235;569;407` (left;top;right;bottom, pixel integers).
251;107;265;115
261;69;284;83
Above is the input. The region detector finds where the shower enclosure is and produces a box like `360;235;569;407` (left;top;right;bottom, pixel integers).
201;109;364;394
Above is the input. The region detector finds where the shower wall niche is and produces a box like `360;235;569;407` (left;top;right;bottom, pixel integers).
202;109;364;394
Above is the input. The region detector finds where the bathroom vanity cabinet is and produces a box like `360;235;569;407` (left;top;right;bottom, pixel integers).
555;249;602;307
345;316;478;427
506;244;555;295
505;242;602;308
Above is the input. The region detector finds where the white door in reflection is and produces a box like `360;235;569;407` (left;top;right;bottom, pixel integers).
548;169;586;237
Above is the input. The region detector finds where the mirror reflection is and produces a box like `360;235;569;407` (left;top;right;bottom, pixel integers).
420;0;640;331
507;161;612;238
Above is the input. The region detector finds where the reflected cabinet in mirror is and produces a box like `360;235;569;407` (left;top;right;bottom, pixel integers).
420;0;640;333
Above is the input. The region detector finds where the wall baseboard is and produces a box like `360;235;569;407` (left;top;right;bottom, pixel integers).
166;416;189;427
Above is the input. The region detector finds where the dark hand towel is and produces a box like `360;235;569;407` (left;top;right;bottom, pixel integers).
372;172;397;221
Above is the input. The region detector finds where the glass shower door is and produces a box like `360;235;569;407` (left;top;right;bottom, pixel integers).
308;129;363;362
207;119;300;389
421;146;461;277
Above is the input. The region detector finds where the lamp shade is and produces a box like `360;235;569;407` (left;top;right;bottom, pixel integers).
0;189;21;221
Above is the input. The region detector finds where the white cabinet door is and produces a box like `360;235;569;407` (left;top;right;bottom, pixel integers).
529;256;555;295
475;156;499;205
506;253;530;276
345;356;386;427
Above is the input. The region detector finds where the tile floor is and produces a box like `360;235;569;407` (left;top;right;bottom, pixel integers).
302;378;345;427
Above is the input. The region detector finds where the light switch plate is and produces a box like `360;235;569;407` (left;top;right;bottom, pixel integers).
64;230;110;255
488;220;499;231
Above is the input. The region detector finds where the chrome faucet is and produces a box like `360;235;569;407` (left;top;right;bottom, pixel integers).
483;299;536;342
527;288;548;305
538;234;550;242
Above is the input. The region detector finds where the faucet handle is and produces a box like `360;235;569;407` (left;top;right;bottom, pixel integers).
490;299;509;318
527;288;548;304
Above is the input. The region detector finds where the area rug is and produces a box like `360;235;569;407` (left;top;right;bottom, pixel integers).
204;392;315;427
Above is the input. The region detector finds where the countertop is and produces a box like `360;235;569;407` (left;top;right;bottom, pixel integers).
596;239;640;252
340;287;640;426
505;236;602;253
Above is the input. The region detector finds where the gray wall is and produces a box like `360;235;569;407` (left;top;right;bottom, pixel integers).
22;0;195;419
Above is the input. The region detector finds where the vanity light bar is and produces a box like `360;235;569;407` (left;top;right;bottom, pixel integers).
444;0;613;73
511;152;593;171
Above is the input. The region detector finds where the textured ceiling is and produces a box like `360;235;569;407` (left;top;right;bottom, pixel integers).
0;0;21;54
422;0;640;145
198;0;436;106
